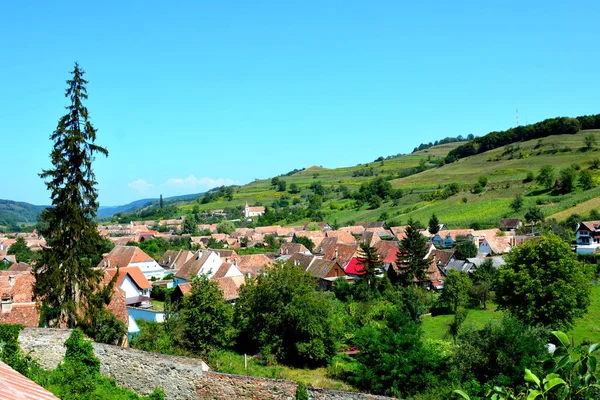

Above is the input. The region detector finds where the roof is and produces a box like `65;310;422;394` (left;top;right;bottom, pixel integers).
438;229;475;241
499;218;523;229
235;254;272;276
305;258;340;279
579;221;600;232
289;253;316;270
430;249;455;268
445;259;474;274
7;262;31;272
355;221;386;229
322;243;358;268
98;246;154;269
0;271;35;303
158;250;195;269
176;251;217;281
345;257;367;275
375;240;399;261
279;243;310;255
176;282;192;296
0;360;59;400
326;230;356;244
339;226;365;235
106;267;152;290
213;276;245;301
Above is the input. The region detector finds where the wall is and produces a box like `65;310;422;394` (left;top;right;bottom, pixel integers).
17;328;394;400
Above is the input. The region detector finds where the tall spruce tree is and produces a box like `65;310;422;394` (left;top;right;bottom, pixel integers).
396;218;430;286
34;63;114;330
428;213;440;234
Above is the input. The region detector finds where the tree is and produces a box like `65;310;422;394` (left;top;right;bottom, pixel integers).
159;194;164;209
454;240;478;260
584;134;597;150
428;213;440;234
33;63;114;330
354;243;386;299
181;218;197;235
439;270;472;313
495;233;593;329
234;262;341;367
536;165;555;189
277;180;287;192
216;220;235;234
181;276;234;354
7;237;34;263
396;219;430;286
524;206;544;230
292;236;315;253
289;183;300;194
225;186;235;201
559;167;577;193
470;259;497;309
510;193;524;212
446;308;468;344
580;169;594;190
478;176;488;188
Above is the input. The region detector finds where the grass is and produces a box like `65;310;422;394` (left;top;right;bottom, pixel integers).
207;350;354;391
150;299;164;311
421;285;600;345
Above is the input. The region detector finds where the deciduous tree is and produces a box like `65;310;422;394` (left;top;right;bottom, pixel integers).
439;270;472;312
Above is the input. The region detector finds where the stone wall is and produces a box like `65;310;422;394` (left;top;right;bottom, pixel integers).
17;328;394;400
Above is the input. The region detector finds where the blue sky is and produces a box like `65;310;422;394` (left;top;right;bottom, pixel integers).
1;1;598;206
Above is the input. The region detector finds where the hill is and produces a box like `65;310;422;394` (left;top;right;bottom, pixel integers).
171;128;600;229
0;200;47;231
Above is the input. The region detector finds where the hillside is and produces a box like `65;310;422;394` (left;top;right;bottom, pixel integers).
173;129;600;228
0;200;47;230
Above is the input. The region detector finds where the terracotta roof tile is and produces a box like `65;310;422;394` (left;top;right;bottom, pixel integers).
326;230;356;244
97;246;154;269
235;254;272;276
106;267;152;290
213;276;245;301
0;360;59;399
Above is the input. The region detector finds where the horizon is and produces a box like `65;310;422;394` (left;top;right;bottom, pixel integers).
2;0;599;206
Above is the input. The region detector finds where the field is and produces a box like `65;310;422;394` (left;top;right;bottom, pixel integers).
174;129;600;228
421;284;600;345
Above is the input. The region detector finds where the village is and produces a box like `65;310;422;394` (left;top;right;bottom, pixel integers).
3;203;597;343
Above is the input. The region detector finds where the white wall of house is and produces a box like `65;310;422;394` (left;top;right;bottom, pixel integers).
576;230;592;245
131;260;165;280
224;264;243;278
121;275;142;298
198;252;223;279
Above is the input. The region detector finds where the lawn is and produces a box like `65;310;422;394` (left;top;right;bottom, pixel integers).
421;284;600;345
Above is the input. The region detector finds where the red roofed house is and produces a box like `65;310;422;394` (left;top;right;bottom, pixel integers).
106;267;152;307
98;245;166;280
243;202;265;218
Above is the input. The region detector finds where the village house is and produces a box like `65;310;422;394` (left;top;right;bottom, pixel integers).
174;250;223;284
106;266;153;307
498;218;524;231
98;245;166;280
576;221;600;254
235;253;273;277
243;202;265;218
325;230;357;244
158;250;195;271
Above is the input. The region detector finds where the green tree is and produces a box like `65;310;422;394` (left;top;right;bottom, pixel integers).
536;164;555;189
159;194;164;209
234;262;341;367
216;220;235;234
277;180;287;192
446;307;468;344
396;219;430;287
439;270;472;312
478;175;488;188
584;133;597;150
271;177;280;187
428;213;440;234
7;236;34;263
580;169;594;190
289;183;300;194
225;186;235;201
510;193;524;212
181;276;234;354
559;167;577;193
33;63;115;330
471;259;497;309
355;243;386;299
524;206;544;232
293;236;315;253
305;222;321;231
454;240;478;260
496;233;593;329
181;218;197;235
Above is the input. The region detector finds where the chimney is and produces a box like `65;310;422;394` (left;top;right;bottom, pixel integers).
8;276;14;287
108;260;110;268
335;249;339;259
1;293;13;313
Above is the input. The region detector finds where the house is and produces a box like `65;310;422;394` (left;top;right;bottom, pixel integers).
293;231;326;248
278;243;311;256
98;245;166;280
444;259;476;274
174;250;223;284
432;229;475;248
355;221;386;230
498;218;524;231
325;230;357;244
305;258;348;290
467;256;505;270
235;254;272;277
106;267;152;307
2;255;16;264
173;275;246;303
243;202;265;218
158;250;195;271
576;221;600;253
0;359;59;400
339;225;365;235
7;262;31;272
478;235;513;255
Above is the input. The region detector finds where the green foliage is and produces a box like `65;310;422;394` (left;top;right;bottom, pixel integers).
478;176;488;187
510;193;524;212
293;236;315;253
395;219;430;286
217;220;235;234
584;133;597;150
181;276;235;354
537;164;555;189
524;206;545;225
295;382;309;400
470;259;498;309
496;233;593;330
429;213;440;234
234;263;341;367
580;169;594;190
34;63;113;331
289;183;300;194
524;171;535;183
353;243;388;301
559;167;577;193
454;240;478;260
7;236;36;263
305;222;321;231
130;319;187;356
439;270;472;312
0;324;38;376
446;308;468;344
278;180;287;192
453;317;548;397
181;218;197;234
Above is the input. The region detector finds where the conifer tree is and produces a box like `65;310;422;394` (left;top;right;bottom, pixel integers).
34;63;115;330
396;218;430;286
428;213;440;234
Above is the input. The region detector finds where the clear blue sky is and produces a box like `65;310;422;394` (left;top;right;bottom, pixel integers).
1;1;598;206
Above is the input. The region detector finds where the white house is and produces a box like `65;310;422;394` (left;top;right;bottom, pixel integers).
174;250;224;284
575;221;600;254
243;202;265;218
98;246;166;280
106;266;152;307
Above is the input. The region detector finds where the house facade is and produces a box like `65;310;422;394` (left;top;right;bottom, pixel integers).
243;202;265;218
576;221;600;254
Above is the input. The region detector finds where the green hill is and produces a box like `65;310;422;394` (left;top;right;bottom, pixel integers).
0;200;47;231
166;128;600;229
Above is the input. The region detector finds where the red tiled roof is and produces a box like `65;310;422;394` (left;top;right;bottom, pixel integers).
213;276;245;301
0;360;59;399
177;282;192;296
345;257;367;275
106;267;152;290
7;262;31;272
326;230;357;244
236;254;272;276
97;246;154;269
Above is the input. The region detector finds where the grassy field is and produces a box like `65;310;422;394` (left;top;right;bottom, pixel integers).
170;130;600;228
421;285;600;345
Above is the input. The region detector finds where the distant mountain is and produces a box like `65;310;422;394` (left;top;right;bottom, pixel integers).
97;192;204;217
0;200;47;229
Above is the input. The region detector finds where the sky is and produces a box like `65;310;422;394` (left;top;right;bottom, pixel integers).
1;1;599;206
